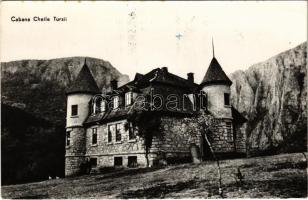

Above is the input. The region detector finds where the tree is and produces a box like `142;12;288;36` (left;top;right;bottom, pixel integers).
184;109;223;197
125;109;161;167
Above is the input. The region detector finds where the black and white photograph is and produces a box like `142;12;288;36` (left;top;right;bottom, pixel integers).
1;1;307;198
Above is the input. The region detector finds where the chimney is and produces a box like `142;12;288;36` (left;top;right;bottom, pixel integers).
110;79;118;90
161;67;168;73
187;73;194;83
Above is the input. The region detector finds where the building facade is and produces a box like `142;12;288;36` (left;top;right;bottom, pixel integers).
65;57;247;176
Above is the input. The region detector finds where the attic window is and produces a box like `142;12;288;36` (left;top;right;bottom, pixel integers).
71;105;78;116
224;93;230;106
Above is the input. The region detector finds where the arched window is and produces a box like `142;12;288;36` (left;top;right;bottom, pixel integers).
93;98;104;114
95;100;101;113
101;100;106;112
113;96;119;109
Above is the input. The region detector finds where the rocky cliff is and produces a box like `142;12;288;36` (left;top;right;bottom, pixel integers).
1;57;130;124
230;43;307;154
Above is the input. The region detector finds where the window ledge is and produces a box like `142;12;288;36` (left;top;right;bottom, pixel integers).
91;144;98;147
128;139;137;143
71;115;79;118
107;142;113;145
115;141;122;144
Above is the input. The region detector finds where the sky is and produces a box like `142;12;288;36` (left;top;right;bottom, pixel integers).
1;1;306;83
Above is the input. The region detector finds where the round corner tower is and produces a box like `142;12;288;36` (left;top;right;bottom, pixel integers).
200;56;235;154
65;59;99;176
200;57;233;119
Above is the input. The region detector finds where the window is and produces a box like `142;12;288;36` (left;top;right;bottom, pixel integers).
114;157;123;166
90;158;97;167
108;125;113;143
125;92;133;106
66;131;71;146
128;156;138;168
201;91;207;109
92;128;97;145
128;123;136;140
95;100;101;114
71;105;78;116
224;93;230;106
226;122;233;141
101;100;106;112
93;100;101;114
113;96;119;109
115;123;122;142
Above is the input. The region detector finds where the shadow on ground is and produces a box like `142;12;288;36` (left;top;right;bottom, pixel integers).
120;180;197;198
95;167;163;181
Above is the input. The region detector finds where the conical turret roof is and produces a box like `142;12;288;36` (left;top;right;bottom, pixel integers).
200;57;232;86
66;60;100;95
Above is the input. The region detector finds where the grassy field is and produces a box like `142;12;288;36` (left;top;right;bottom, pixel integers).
2;152;307;198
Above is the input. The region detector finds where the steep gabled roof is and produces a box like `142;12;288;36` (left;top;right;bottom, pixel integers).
66;61;100;95
201;57;232;86
122;68;198;89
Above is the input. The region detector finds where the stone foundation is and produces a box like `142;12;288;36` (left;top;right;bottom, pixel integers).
65;156;85;176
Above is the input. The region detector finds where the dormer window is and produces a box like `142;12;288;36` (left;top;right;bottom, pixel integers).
113;96;119;109
95;100;101;114
101;100;106;112
125;92;133;106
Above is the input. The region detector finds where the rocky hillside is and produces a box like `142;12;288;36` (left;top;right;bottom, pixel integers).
1;57;129;184
230;42;307;154
1;57;130;124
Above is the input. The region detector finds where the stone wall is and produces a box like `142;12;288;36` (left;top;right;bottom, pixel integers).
85;119;159;167
65;127;86;176
65;156;85;176
158;116;245;160
209;118;236;153
159;116;201;155
66;115;246;176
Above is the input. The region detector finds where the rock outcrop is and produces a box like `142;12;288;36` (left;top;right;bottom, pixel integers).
230;42;307;154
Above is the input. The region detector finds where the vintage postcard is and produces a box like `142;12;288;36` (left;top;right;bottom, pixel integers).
1;1;307;199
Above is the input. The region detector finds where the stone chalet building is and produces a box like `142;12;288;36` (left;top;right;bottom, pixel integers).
65;56;247;176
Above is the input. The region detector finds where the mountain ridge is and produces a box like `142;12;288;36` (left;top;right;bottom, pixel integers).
1;56;130;124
